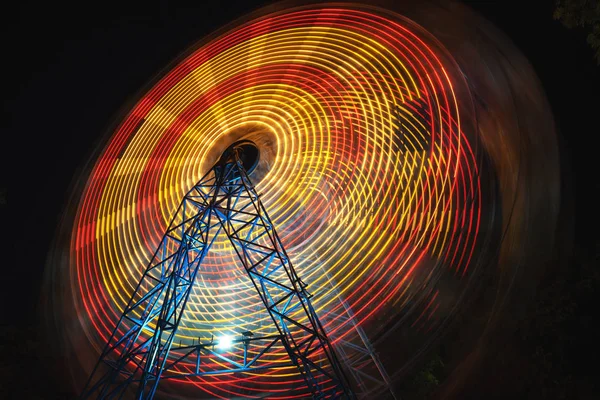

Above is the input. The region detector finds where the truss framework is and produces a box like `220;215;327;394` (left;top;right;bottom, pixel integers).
81;145;356;399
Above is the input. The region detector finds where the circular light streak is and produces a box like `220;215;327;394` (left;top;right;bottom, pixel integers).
71;4;483;398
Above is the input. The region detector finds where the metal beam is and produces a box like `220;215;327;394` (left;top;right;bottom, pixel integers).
81;144;356;399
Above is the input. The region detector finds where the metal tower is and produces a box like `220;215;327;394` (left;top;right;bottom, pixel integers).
81;141;356;399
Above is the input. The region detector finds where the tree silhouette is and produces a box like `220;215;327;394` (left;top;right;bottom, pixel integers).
554;0;600;64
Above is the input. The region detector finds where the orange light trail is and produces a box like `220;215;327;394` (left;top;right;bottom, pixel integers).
71;6;482;398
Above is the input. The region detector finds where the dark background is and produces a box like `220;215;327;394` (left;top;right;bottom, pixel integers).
4;0;599;398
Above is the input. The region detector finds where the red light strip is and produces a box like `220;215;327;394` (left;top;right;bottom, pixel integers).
71;6;482;398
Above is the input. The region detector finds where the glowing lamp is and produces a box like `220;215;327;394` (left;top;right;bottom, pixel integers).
216;335;233;350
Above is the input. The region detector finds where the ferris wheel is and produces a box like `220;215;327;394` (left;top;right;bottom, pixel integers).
46;2;560;399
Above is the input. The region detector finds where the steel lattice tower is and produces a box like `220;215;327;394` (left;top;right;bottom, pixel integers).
81;141;356;399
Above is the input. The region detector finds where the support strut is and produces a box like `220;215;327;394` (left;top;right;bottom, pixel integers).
81;141;356;399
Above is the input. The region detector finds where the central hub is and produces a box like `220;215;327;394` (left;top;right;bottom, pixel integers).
201;123;277;185
217;140;260;176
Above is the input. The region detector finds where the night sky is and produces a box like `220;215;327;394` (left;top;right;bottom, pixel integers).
5;0;599;398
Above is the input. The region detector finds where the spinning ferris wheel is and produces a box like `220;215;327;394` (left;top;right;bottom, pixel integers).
46;1;560;399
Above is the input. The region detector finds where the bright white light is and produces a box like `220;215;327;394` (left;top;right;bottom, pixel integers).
216;335;233;350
